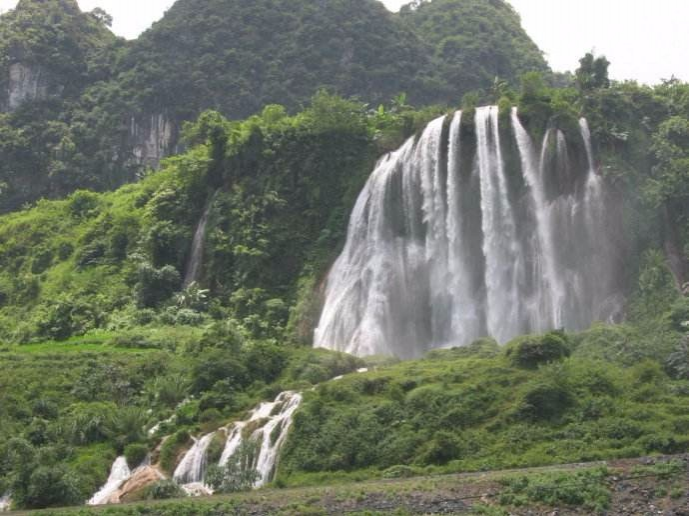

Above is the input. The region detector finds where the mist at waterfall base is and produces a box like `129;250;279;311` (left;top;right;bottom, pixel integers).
316;107;624;359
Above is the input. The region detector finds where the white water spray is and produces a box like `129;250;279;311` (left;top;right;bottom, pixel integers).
87;457;132;506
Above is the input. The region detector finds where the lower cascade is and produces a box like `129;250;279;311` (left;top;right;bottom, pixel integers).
175;391;302;491
90;391;302;505
87;457;133;506
315;106;623;358
0;494;11;513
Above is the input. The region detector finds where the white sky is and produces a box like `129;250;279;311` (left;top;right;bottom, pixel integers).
0;0;686;84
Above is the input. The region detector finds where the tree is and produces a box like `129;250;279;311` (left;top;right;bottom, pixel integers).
90;8;113;27
575;52;611;92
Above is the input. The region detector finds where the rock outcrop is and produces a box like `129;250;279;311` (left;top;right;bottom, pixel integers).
129;114;178;170
109;466;166;504
4;63;54;111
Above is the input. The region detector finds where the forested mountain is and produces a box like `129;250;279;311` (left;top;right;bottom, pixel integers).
0;0;548;212
400;0;547;93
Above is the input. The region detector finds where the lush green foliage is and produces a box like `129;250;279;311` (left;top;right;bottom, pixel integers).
400;0;548;95
0;0;124;211
279;320;689;486
0;0;548;210
0;332;364;509
498;467;611;513
206;441;260;493
0;92;443;345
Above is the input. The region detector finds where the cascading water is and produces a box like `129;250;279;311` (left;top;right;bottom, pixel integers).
219;391;302;487
171;391;302;493
88;457;132;506
0;494;11;512
315;106;622;358
173;432;216;486
182;190;218;289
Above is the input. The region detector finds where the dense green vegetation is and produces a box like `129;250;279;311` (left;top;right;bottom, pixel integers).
279;321;689;485
400;0;547;94
0;332;363;508
0;0;548;210
0;2;688;511
0;62;687;510
0;92;443;344
0;0;123;211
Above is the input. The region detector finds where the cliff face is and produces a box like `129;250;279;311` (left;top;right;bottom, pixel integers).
4;63;55;111
128;114;178;169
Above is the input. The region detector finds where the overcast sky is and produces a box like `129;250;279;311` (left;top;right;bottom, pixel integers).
0;0;686;84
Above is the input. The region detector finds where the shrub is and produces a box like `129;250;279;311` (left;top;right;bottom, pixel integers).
135;263;181;308
415;431;463;465
145;480;186;500
68;190;100;218
24;465;82;509
31;247;53;274
505;331;570;369
666;337;689;379
668;298;689;332
124;444;149;469
35;297;103;340
205;441;259;493
499;467;610;512
159;430;191;474
199;408;222;423
191;350;249;394
57;241;74;260
516;381;573;421
76;240;107;268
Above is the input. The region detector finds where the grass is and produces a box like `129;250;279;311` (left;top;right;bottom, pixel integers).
30;460;684;515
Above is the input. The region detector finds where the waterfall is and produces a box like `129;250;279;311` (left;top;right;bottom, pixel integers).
170;391;302;492
182;191;217;288
315;106;622;358
173;432;216;486
219;391;302;487
512;108;564;330
0;494;10;512
88;457;132;506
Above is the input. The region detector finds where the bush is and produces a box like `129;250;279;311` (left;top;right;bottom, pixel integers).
159;430;191;474
505;331;571;369
68;190;100;218
75;240;107;268
35;297;103;340
499;467;610;512
205;441;259;493
124;444;149;469
57;241;74;260
24;465;82;509
517;381;573;421
136;263;181;308
31;247;53;274
191;350;249;394
145;480;186;500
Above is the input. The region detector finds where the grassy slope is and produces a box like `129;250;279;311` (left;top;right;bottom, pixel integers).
279;329;689;486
